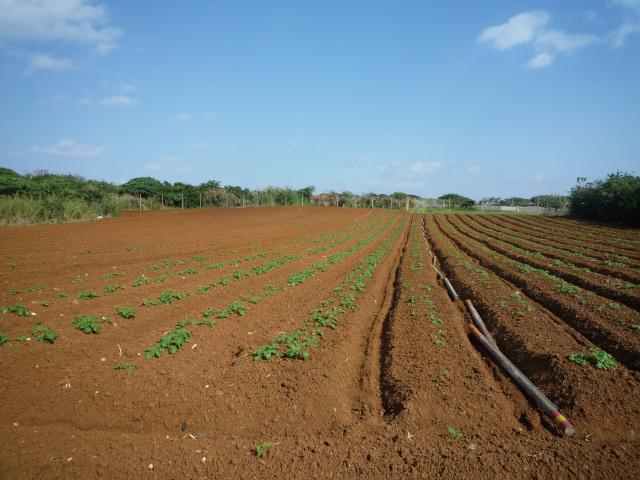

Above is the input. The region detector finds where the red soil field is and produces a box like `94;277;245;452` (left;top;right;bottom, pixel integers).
0;208;638;479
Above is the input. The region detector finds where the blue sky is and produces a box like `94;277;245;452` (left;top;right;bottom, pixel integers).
1;1;639;199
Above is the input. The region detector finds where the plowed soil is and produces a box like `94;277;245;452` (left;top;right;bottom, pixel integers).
1;208;639;479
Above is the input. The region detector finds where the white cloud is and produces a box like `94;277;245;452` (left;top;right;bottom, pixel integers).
120;83;136;92
27;53;75;71
612;20;640;47
533;173;544;181
79;95;136;107
479;10;598;69
205;112;216;119
478;11;550;50
175;113;191;121
534;30;598;53
29;138;104;157
612;0;640;10
403;161;442;174
0;0;122;54
527;52;554;69
100;95;135;107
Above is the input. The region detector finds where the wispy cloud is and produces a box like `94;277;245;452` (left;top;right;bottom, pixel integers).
478;10;598;69
27;53;75;72
29;139;104;157
79;95;136;107
526;52;553;69
402;161;442;174
610;1;640;47
478;11;550;50
205;112;216;119
0;0;122;55
175;113;191;121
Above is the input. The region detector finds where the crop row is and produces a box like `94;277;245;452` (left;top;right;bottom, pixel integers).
251;218;407;361
448;215;640;310
434;215;640;370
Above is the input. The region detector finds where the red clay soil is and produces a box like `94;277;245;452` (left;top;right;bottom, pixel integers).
469;214;640;285
534;216;640;246
493;216;640;264
450;214;640;311
514;215;640;248
434;215;640;371
1;207;639;479
424;215;640;455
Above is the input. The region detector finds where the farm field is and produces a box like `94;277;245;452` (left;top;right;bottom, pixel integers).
0;208;639;478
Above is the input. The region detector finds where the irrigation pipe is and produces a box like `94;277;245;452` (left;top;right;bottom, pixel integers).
443;278;459;301
469;324;575;436
465;299;495;345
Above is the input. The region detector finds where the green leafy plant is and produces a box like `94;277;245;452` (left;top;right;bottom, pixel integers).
117;307;136;319
447;426;462;440
73;315;107;334
158;289;184;304
228;301;246;316
132;275;151;287
590;348;617;370
252;344;280;361
567;352;588;366
115;363;135;372
243;294;260;304
554;283;580;296
430;314;443;325
255;441;274;458
32;323;58;343
145;327;192;358
77;290;99;300
104;284;123;293
2;302;30;317
0;332;9;345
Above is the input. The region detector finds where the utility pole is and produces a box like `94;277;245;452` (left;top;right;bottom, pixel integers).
139;193;142;212
181;193;184;209
335;194;339;207
199;193;202;208
242;193;245;207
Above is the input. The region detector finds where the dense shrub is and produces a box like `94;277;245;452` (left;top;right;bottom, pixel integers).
569;172;640;226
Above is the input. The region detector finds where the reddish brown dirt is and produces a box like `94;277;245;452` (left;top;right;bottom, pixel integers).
450;214;640;310
434;216;640;370
469;214;640;285
1;208;639;479
493;216;640;264
535;216;640;246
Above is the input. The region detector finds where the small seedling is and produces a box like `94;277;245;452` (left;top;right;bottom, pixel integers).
430;314;443;325
73;315;106;334
115;363;135;372
590;348;617;370
77;290;99;300
2;303;31;317
0;332;9;345
32;323;58;343
252;344;280;361
447;426;462;440
104;284;123;293
567;352;588;366
255;441;274;458
117;307;136;319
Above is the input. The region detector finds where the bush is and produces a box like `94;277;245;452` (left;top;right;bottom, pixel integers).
569;172;640;226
